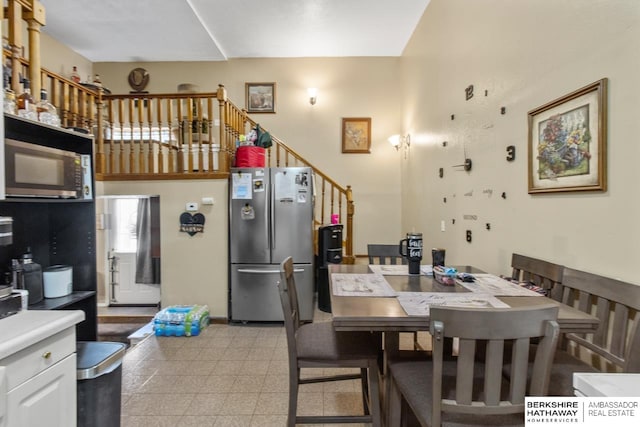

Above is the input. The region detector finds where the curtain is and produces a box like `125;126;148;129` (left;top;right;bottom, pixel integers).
135;197;154;284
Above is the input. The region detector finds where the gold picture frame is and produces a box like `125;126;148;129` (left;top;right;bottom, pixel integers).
245;82;276;113
528;78;607;194
341;117;371;154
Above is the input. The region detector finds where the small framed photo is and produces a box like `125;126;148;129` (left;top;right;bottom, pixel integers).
528;78;607;194
342;117;371;153
246;82;276;113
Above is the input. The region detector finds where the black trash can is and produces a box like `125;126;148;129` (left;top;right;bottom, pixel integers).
77;341;127;427
316;224;343;312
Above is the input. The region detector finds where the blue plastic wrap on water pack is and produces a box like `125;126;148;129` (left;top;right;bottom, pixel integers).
153;305;210;337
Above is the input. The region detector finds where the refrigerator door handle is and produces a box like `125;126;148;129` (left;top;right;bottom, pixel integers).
270;190;276;251
237;268;305;274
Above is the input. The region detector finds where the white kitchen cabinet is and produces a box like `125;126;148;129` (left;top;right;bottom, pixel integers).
0;311;84;427
6;353;76;427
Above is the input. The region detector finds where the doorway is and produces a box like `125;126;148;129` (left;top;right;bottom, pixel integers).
103;195;161;306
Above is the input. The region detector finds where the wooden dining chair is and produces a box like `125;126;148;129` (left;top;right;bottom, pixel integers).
278;256;382;426
541;267;640;395
367;244;407;265
388;305;559;426
510;253;564;299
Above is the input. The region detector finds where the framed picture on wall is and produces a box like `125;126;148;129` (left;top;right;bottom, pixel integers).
245;82;276;113
528;78;607;194
341;117;371;153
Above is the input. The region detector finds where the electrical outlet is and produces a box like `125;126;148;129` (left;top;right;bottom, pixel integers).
186;202;198;212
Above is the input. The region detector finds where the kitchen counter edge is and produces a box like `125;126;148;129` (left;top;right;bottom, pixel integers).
0;310;85;359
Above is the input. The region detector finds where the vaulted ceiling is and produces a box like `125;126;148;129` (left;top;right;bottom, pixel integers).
41;0;430;62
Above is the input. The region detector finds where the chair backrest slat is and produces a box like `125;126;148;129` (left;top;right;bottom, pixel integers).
484;340;505;406
577;291;592;313
278;256;301;368
509;338;530;403
610;304;629;357
593;297;610;346
455;339;475;405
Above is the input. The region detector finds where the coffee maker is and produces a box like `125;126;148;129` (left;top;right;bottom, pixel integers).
399;232;423;275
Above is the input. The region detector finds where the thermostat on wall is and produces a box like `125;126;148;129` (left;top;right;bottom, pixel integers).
186;202;198;212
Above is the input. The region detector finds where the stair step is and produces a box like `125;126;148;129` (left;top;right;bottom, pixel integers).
128;321;155;346
98;315;154;324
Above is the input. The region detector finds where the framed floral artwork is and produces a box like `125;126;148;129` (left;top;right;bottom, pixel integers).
341;117;371;153
528;78;607;193
246;82;276;113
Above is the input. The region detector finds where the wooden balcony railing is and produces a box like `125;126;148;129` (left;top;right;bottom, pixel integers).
95;89;226;180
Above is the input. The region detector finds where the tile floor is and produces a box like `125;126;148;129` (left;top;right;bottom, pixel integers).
120;308;376;427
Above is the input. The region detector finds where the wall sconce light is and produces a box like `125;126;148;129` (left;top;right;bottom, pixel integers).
388;134;411;158
307;88;318;105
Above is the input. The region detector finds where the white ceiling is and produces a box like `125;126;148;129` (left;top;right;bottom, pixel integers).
40;0;430;62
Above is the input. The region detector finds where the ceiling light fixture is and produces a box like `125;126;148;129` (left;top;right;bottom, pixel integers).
307;88;318;105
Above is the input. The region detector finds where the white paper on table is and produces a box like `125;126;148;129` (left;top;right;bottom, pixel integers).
396;292;510;316
458;274;543;297
331;273;397;297
421;265;433;276
368;264;433;276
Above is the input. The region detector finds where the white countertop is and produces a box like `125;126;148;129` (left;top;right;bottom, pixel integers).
574;372;640;397
0;310;85;360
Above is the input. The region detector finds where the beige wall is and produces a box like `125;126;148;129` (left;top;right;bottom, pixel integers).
40;33;92;80
400;0;640;282
94;58;404;253
95;180;229;317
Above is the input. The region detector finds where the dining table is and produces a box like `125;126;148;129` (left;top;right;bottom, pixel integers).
330;264;600;335
330;263;600;371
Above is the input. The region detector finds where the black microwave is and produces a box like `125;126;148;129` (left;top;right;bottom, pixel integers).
4;139;93;199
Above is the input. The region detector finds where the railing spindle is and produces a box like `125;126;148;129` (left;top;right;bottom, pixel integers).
116;99;123;173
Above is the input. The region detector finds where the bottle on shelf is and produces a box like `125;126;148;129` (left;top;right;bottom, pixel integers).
70;66;81;84
3;74;16;115
17;77;37;121
93;74;102;88
37;88;61;127
3;59;16;114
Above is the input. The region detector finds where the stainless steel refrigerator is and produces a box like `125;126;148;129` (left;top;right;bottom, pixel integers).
229;167;314;321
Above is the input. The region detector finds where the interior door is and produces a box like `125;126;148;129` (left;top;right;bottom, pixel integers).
105;196;160;305
110;252;159;305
